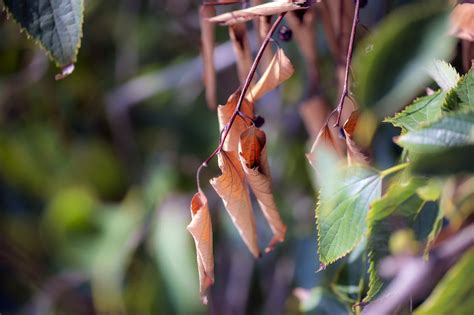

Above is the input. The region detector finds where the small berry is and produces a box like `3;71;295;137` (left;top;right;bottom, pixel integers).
253;116;265;128
278;26;292;42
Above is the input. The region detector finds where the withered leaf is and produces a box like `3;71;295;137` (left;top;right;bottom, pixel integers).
218;92;254;152
307;114;345;171
229;23;253;84
209;0;310;25
343;111;368;165
210;151;260;257
187;190;214;303
239;126;287;253
247;48;295;102
200;5;217;109
450;3;474;42
239;125;266;169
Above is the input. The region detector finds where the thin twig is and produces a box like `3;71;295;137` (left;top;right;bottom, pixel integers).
335;0;360;127
196;13;286;191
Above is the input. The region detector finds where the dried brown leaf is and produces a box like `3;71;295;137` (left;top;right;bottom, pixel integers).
209;0;310;25
450;3;474;41
210;151;260;257
247;48;295;102
229;23;253;84
239;126;287;252
306;114;345;170
218;92;254;151
239;125;266;169
343;111;368;165
200;5;217;110
187;190;214;303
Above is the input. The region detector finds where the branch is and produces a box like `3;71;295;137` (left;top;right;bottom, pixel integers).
334;0;360;126
196;13;286;190
362;224;474;315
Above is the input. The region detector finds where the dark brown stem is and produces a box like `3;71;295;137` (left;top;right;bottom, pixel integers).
196;13;286;191
334;0;359;127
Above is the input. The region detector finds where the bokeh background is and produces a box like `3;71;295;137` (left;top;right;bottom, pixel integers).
0;1;447;314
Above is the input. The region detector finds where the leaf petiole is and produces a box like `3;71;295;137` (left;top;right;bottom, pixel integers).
380;163;409;178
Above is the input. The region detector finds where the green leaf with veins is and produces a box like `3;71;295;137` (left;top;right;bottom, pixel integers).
385;90;445;133
396;111;474;153
317;166;382;265
364;178;426;302
4;0;84;67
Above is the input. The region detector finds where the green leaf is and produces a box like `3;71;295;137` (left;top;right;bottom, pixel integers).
442;69;474;111
455;69;474;108
411;145;474;175
396;111;474;153
4;0;84;67
317;166;382;265
364;178;426;302
354;3;455;118
426;60;460;91
385;90;445;133
414;249;474;315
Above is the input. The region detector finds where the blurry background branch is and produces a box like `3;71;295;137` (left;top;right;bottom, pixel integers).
363;224;474;315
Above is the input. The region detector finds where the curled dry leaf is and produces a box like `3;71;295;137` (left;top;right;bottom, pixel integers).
307;114;345;171
200;5;218;109
209;0;310;25
343;111;368;165
247;48;295;102
239;126;287;252
450;3;474;41
187;190;214;303
229;23;253;84
218;92;254;151
210;151;260;257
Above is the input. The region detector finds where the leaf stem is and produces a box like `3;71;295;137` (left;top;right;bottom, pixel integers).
196;13;286;191
380;163;409;178
334;0;360;127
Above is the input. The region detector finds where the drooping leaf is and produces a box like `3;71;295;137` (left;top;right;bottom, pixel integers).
385;90;446;133
343;111;368;165
449;3;474;41
354;2;455;118
209;0;309;25
317;166;382;265
217;92;254;152
4;0;84;68
238;126;287;253
396;111;474;153
187;191;214;303
364;178;426;302
247;48;295;102
229;23;253;84
426;60;460;91
200;5;217;109
414;249;474;315
210;151;260;257
307;117;345;173
411;145;474;176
